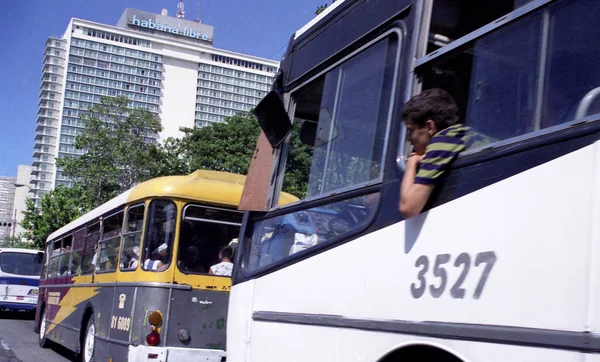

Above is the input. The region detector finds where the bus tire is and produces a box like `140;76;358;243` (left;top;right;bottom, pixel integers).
81;315;96;362
38;308;50;348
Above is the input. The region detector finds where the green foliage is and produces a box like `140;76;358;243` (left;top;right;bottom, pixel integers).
176;113;262;175
0;235;38;250
20;187;83;250
315;0;336;15
56;96;163;209
150;112;312;199
282;122;314;198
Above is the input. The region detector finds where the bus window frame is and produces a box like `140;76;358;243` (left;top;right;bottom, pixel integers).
178;203;243;276
397;0;600;171
47;238;62;279
95;209;124;274
81;221;100;276
57;234;73;277
68;226;87;277
120;202;146;272
141;199;177;273
268;27;405;210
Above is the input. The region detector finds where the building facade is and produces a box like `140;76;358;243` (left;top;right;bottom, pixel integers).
0;176;17;243
30;8;278;204
13;165;33;238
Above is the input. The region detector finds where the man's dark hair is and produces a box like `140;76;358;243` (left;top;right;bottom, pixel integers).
182;245;202;271
401;88;460;130
220;245;233;260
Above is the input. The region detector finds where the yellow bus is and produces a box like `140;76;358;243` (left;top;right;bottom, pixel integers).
34;170;296;362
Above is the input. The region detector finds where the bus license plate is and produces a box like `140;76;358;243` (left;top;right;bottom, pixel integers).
26;298;37;304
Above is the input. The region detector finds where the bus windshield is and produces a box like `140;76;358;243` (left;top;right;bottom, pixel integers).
0;251;44;276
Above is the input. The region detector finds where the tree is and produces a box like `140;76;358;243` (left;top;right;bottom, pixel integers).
0;235;38;249
177;113;262;175
150;112;312;198
57;96;163;209
315;4;328;15
315;0;335;15
20;187;84;250
147;137;191;178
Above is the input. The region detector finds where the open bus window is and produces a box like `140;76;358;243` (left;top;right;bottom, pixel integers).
58;235;72;277
142;200;176;272
97;211;124;273
121;204;145;271
46;239;62;279
416;0;600;153
70;227;86;276
242;193;379;273
0;252;44;276
81;222;100;275
177;205;242;275
283;36;396;200
427;0;535;54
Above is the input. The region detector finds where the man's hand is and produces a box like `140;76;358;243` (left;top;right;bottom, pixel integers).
406;152;424;169
400;152;434;218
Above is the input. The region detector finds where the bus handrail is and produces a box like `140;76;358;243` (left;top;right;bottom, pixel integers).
575;86;600;120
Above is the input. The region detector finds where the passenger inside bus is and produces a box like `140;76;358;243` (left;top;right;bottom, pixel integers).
399;88;494;218
178;245;204;273
143;243;169;271
209;245;234;276
177;208;240;275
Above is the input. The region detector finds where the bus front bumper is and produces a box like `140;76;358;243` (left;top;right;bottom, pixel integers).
128;345;225;362
0;302;37;311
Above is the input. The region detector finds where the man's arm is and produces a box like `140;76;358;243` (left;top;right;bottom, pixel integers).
399;153;435;218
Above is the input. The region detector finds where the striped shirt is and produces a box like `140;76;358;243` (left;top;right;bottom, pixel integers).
415;124;494;185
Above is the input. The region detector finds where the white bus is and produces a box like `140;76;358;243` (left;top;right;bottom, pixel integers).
228;0;600;361
0;248;44;312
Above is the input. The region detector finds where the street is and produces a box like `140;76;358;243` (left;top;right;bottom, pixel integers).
0;311;78;362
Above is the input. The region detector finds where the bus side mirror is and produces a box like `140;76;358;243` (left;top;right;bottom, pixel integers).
253;90;292;148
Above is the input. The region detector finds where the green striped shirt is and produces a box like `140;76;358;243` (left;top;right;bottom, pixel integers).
415;124;494;185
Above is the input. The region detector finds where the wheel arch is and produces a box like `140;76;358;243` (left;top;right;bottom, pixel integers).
377;341;469;362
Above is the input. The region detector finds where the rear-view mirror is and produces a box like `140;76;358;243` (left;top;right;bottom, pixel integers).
253;90;292;148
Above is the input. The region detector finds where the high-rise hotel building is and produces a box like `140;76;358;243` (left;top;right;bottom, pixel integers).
31;8;278;204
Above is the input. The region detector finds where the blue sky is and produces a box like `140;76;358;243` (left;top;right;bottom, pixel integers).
0;0;327;176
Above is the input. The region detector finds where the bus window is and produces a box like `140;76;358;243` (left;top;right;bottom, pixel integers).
417;0;600;152
47;239;62;279
542;0;600;126
70;227;86;276
243;193;379;273
58;235;72;276
427;0;535;55
178;205;242;274
121;204;145;271
97;211;124;273
81;222;100;275
142;200;176;272
282;37;396;200
0;251;44;276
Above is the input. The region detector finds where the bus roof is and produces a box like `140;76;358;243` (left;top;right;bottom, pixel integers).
294;0;346;39
47;170;298;243
0;248;43;254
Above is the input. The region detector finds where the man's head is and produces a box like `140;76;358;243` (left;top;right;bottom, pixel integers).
153;243;168;258
401;88;460;154
219;245;233;262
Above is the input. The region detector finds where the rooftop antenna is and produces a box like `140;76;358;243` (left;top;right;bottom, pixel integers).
177;0;185;19
194;0;201;22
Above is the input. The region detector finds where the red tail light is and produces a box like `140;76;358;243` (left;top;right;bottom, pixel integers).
146;330;160;346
